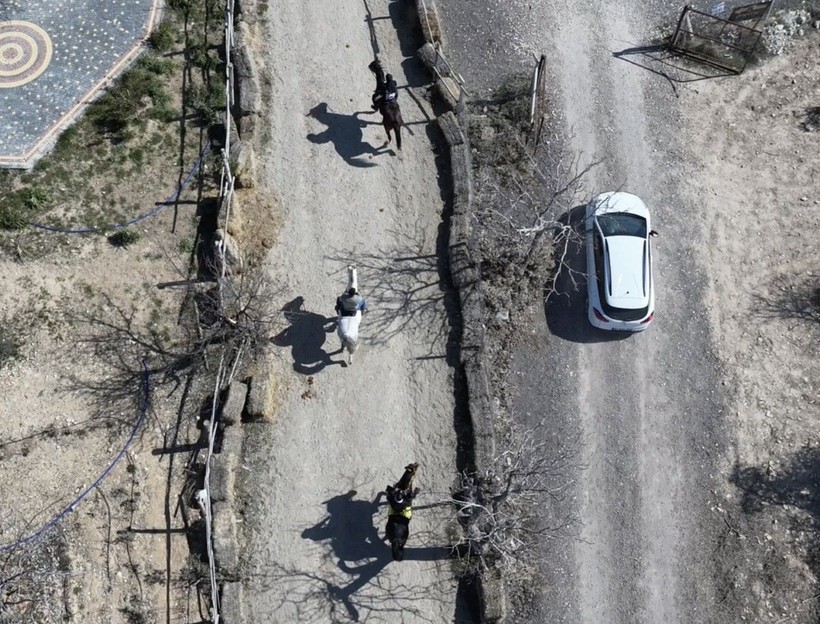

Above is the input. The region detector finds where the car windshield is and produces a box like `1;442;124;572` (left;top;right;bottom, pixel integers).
597;213;647;238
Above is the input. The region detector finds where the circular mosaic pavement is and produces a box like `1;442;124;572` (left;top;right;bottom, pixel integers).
0;21;53;89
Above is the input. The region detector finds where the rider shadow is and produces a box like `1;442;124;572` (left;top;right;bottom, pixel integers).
302;490;392;621
306;102;395;166
271;296;344;375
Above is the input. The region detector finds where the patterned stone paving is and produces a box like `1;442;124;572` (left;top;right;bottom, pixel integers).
0;21;53;88
0;0;160;168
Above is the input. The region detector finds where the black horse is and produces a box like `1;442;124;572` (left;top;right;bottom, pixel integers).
385;462;419;561
386;515;409;561
369;60;404;150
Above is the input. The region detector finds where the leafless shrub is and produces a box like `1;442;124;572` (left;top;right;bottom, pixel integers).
469;76;597;301
451;421;581;581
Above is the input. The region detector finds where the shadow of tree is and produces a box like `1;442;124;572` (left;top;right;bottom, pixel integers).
271;296;344;375
753;273;820;325
256;559;444;623
802;106;820;132
246;488;450;622
326;221;459;358
732;446;820;575
306;102;394;167
301;490;391;620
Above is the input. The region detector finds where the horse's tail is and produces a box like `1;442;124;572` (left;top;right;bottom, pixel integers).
392;107;403;150
343;337;358;354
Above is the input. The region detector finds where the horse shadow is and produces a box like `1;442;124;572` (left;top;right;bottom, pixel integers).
271;296;344;375
301;489;449;620
301;490;391;621
306;102;395;166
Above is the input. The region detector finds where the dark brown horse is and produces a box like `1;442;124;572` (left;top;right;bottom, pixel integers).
369;60;403;150
380;100;403;150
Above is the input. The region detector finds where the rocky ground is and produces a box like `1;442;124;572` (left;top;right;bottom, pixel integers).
684;26;820;622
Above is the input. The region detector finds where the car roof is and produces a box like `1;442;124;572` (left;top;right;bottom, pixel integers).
604;236;650;309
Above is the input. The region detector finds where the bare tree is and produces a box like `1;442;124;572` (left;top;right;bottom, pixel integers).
72;252;282;410
450;421;582;581
469;76;599;301
477;143;597;297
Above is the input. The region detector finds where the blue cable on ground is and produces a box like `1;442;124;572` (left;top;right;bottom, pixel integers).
0;359;152;553
27;142;211;235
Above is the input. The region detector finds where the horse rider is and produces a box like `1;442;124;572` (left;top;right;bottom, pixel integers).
385;463;419;533
335;286;367;317
369;60;398;113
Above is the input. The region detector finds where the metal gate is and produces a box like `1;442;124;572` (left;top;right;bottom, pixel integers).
670;2;771;73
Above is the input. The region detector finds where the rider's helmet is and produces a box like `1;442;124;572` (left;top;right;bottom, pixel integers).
347;288;357;297
386;73;393;82
392;491;405;506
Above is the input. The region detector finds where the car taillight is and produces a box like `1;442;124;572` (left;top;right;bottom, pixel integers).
593;308;609;322
641;313;654;324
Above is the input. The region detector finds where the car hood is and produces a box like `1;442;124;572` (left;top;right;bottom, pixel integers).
605;236;649;308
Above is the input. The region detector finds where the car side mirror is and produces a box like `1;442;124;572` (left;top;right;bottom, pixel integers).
649;230;659;238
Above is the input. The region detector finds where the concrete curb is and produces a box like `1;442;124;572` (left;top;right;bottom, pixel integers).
438;110;507;624
414;0;442;46
417;42;460;111
220;581;246;623
418;0;507;619
244;348;278;423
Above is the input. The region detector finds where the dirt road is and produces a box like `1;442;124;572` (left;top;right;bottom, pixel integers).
236;2;460;622
437;0;820;620
437;0;733;622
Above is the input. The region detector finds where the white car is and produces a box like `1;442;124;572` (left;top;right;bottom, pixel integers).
585;192;655;331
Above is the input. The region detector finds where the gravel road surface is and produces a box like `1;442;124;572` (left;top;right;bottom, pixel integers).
437;1;733;622
236;2;461;622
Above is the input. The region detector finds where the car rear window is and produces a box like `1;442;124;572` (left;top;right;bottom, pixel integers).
602;300;650;321
598;213;647;238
